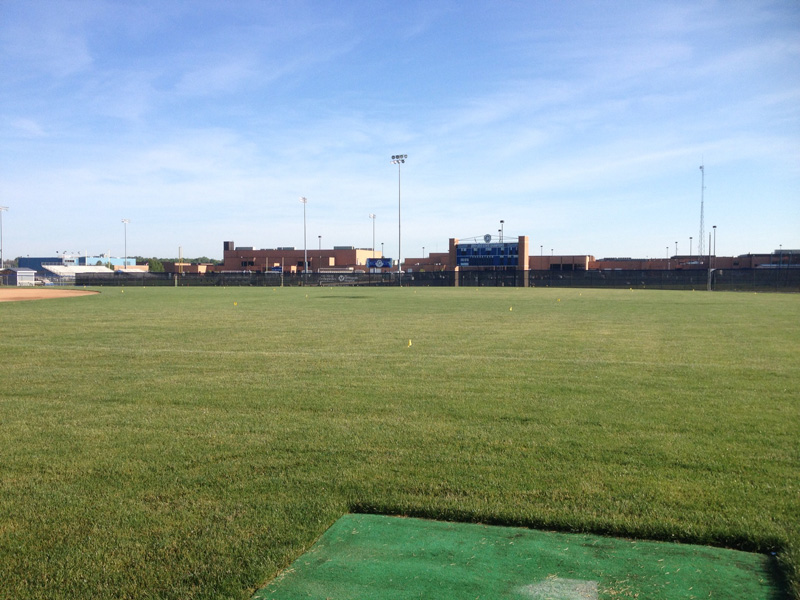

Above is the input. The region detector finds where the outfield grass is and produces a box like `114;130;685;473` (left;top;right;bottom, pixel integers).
0;286;797;599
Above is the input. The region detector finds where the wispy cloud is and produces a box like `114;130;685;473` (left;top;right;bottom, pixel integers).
400;4;457;40
0;1;96;78
6;117;47;138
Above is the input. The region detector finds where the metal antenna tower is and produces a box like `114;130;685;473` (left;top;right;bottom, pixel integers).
698;164;705;256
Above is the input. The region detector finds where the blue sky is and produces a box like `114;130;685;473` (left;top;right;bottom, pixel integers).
1;0;798;262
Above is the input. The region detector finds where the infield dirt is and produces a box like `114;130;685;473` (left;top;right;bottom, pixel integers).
0;287;98;302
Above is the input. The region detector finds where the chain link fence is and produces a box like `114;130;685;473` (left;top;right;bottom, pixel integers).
74;268;799;292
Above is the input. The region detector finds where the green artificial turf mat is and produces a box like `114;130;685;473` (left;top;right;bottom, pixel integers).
256;514;783;599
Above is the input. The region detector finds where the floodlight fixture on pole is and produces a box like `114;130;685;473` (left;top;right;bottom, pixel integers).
699;165;705;256
689;236;693;256
121;218;130;269
369;213;376;258
500;220;504;243
299;197;308;283
0;206;8;269
391;154;407;280
712;225;717;268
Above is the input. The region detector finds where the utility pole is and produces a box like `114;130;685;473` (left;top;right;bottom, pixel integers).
299;197;307;284
699;165;705;256
0;206;8;268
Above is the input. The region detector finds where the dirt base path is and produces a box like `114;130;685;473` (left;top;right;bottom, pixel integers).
0;287;99;302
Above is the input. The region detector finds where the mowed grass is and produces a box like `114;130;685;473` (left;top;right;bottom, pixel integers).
0;286;797;599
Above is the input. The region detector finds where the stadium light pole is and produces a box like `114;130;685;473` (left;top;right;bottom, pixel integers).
0;206;8;269
318;235;321;273
391;154;407;281
689;236;693;257
369;213;376;258
708;232;712;268
381;242;384;257
500;220;504;243
712;225;717;269
699;165;705;256
299;197;308;284
121;218;130;269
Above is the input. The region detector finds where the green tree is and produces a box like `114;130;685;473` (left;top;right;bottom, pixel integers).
138;257;164;272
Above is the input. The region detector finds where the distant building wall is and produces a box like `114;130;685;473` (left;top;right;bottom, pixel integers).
216;241;384;273
19;256;133;271
163;262;210;274
532;255;593;271
18;257;63;271
214;240;798;278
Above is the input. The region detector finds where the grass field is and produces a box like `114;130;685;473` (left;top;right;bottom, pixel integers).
0;286;797;599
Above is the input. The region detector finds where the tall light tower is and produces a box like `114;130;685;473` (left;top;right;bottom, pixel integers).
698;165;705;256
500;220;504;243
299;197;308;283
0;206;8;269
713;225;717;261
121;218;130;269
391;154;407;279
369;213;376;258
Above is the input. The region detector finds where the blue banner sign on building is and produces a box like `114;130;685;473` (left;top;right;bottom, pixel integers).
457;243;519;267
367;258;393;268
